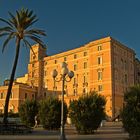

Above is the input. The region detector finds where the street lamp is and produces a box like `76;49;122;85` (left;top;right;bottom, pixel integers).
52;62;74;140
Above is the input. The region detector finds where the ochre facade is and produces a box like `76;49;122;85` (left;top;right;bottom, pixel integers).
0;83;36;113
0;36;139;118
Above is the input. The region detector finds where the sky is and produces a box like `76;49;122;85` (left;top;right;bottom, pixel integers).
0;0;140;85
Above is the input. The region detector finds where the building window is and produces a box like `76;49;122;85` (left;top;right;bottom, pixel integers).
124;60;127;70
98;71;102;80
121;58;123;68
84;62;87;69
114;56;116;64
25;93;27;99
125;74;127;84
54;60;57;64
98;56;102;65
83;88;86;94
32;72;34;77
83;76;86;83
115;70;118;80
74;54;77;59
84;52;87;56
74;78;76;85
33;55;36;60
74;64;77;71
0;93;3;99
97;45;102;51
73;89;76;96
98;85;103;92
64;57;67;61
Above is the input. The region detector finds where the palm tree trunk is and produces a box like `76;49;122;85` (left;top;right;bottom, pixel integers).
3;37;21;124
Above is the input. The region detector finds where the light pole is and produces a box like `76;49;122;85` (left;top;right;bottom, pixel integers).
52;62;74;140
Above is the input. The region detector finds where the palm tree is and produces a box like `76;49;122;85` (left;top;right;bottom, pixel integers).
0;8;46;124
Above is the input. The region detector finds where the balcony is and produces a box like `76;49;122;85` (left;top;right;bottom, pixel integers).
73;83;78;88
83;82;88;87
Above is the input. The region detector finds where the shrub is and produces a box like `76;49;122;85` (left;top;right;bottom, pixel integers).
18;99;39;127
121;85;140;138
39;96;68;130
69;91;106;134
8;112;19;118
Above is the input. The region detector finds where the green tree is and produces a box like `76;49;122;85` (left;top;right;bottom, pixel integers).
121;85;140;138
19;99;39;127
69;91;106;134
0;8;46;124
39;96;68;130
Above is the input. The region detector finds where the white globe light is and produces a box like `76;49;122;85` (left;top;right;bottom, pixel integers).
68;71;74;78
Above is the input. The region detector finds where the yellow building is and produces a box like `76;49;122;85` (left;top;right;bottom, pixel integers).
0;36;138;118
0;82;37;113
27;36;135;118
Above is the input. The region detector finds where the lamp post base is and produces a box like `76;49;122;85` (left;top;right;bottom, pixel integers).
60;134;67;140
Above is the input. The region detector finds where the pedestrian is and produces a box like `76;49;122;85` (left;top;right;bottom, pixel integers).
34;115;38;128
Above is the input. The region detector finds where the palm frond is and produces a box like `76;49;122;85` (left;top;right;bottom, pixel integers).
23;14;38;30
25;9;29;16
0;26;13;33
16;10;21;29
24;18;38;30
0;33;10;37
8;12;18;28
25;29;46;36
0;18;13;27
27;35;44;46
2;32;15;53
28;10;33;17
25;32;41;39
23;39;36;57
17;10;27;29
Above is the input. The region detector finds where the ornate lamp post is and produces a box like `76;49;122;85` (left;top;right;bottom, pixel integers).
52;62;74;140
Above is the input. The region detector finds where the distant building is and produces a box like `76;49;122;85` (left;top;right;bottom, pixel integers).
0;83;37;113
0;36;139;118
3;79;10;86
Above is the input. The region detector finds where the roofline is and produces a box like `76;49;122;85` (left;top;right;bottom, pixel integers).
44;36;135;60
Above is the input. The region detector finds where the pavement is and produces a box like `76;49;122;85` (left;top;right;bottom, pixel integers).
0;121;129;140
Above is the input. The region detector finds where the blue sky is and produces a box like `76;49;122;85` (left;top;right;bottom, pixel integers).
0;0;140;84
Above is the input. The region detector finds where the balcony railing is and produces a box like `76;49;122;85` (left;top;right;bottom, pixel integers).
83;82;88;87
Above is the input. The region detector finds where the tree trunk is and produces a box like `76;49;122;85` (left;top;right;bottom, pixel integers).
3;37;21;124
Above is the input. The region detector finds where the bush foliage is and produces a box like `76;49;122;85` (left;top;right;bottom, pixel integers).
18;99;39;127
69;91;106;134
122;85;140;138
39;96;68;130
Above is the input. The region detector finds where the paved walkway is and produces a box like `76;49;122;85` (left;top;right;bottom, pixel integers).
0;122;129;140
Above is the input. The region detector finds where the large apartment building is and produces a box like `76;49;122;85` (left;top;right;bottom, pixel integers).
0;36;139;118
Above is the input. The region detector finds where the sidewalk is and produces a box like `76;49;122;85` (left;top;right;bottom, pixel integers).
0;122;129;140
